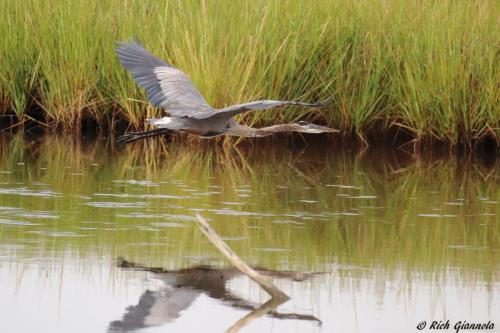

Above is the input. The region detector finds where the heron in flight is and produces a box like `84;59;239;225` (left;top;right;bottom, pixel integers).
116;39;338;144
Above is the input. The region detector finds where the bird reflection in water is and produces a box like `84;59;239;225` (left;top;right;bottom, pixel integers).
109;258;321;332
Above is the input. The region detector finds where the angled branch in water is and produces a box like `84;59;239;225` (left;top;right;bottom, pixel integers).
224;297;322;330
111;215;321;332
195;214;289;300
113;258;322;332
226;297;287;333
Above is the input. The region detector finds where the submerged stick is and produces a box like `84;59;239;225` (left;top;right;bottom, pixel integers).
226;297;287;333
195;214;289;300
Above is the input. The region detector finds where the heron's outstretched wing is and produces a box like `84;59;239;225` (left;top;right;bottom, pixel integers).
116;39;213;117
201;100;327;120
224;121;338;137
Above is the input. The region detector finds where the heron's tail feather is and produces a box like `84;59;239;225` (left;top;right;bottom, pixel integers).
117;128;172;144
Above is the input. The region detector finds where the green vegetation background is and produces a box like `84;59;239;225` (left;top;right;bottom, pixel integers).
0;0;498;145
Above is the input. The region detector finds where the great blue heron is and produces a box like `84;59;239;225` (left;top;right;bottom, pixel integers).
116;39;338;144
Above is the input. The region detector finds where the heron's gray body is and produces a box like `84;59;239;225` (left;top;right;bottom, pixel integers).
147;116;229;136
115;39;338;143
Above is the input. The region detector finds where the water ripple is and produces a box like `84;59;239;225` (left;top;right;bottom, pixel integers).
151;222;189;228
26;231;86;237
0;219;41;226
94;193;186;199
0;187;60;198
326;184;362;189
85;202;149;209
210;209;260;216
112;180;159;186
116;212;196;221
417;213;458;218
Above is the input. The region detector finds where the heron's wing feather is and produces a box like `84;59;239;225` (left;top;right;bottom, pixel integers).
204;100;323;120
116;40;213;117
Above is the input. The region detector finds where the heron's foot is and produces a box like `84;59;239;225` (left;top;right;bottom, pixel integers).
117;128;173;144
117;131;151;144
117;132;141;144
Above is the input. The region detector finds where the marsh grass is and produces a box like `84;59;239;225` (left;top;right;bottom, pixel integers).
0;0;498;146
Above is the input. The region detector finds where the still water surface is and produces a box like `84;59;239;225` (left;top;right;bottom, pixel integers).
0;135;498;332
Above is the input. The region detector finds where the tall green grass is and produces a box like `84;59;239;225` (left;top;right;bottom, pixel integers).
0;0;498;145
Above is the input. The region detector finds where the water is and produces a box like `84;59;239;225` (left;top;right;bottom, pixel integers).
0;135;498;333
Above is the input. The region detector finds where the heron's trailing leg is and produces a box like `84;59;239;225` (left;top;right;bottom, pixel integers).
117;128;172;144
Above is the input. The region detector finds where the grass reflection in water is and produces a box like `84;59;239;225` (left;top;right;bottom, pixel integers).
0;134;498;332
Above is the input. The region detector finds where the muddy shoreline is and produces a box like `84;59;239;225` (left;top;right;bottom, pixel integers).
0;115;498;155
